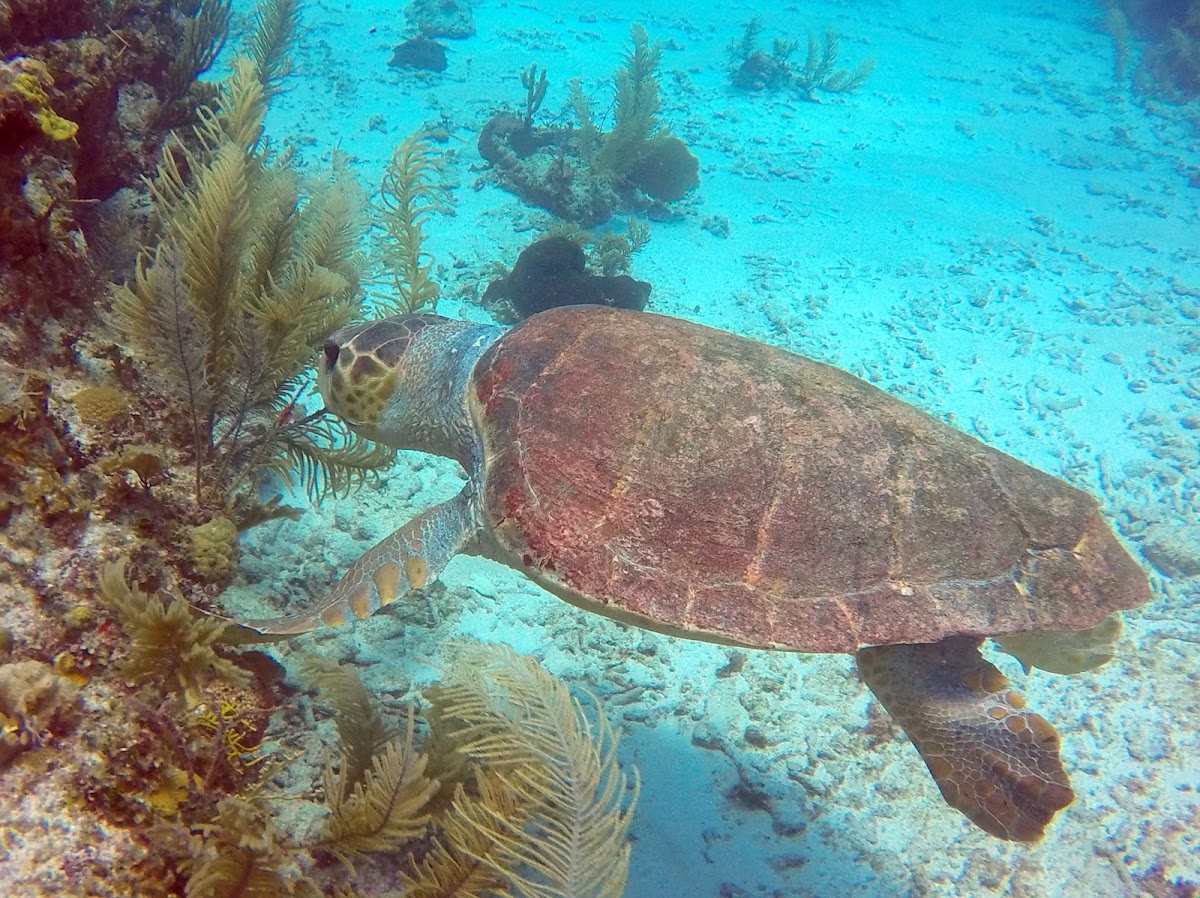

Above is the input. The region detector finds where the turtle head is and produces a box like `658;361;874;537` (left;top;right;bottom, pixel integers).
318;314;500;463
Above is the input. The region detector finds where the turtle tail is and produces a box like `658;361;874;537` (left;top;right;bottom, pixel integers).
856;637;1074;842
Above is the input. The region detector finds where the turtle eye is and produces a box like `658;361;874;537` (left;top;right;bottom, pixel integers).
323;340;340;368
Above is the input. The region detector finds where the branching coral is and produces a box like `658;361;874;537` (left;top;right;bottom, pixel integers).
521;63;550;130
98;558;250;706
374;132;451;315
180;642;640;897
479;25;699;225
727;20;875;99
110;57;393;518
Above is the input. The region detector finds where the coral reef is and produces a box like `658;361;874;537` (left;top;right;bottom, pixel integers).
1106;0;1200;102
727;19;875;99
483;234;652;321
0;363;96;551
477;25;700;226
0;7;444;891
0;0;232;322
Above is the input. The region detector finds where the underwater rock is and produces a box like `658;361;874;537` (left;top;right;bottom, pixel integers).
388;37;448;73
1141;522;1200;578
477;111;700;224
730;50;794;91
483;236;651;319
475;26;699;225
404;0;475;39
477;110;701;225
478;113;619;226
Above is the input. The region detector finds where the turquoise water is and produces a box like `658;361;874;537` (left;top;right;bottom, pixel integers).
205;0;1200;895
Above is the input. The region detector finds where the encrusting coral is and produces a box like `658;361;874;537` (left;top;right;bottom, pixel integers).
0;362;94;549
187;516;240;581
0;658;81;767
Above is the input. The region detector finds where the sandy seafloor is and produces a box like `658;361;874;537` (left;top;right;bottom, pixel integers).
211;0;1199;895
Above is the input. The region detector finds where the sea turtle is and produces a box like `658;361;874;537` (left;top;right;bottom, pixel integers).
237;306;1150;842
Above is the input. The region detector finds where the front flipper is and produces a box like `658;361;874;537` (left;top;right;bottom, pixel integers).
857;637;1074;842
236;488;478;637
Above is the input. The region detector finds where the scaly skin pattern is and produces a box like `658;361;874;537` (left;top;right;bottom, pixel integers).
228;307;1150;843
470;307;1150;652
237;489;479;634
237;316;499;635
857;638;1074;842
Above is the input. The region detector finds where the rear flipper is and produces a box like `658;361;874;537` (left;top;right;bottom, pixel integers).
857;637;1074;842
234;489;478;637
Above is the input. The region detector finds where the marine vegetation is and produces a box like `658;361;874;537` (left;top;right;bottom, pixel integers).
1102;0;1200;105
727;18;876;99
182;641;640;897
0;0;237;320
158;0;233;115
108;53;394;524
373;132;452;315
98;558;250;707
477;25;700;226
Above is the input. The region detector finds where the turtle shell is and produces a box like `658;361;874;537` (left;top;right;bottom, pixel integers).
468;307;1149;653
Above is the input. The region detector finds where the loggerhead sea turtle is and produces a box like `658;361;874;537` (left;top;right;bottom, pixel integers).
236;306;1150;841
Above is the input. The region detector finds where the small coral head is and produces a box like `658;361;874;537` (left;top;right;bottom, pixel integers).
317;314;449;441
